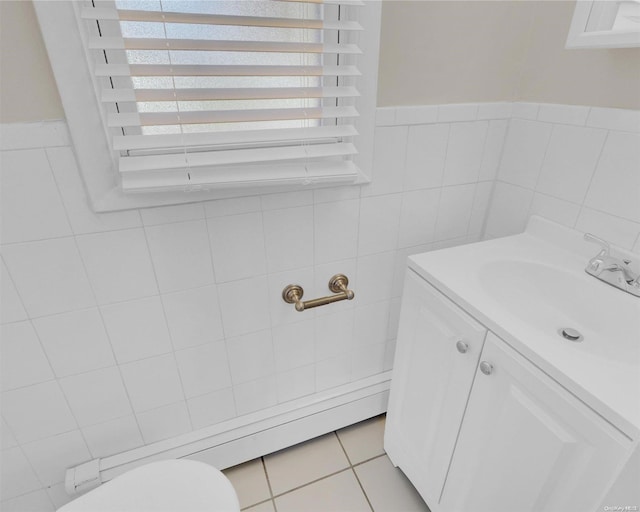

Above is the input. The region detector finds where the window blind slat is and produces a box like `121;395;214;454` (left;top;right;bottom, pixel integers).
102;86;359;103
95;64;360;77
89;37;361;55
121;161;359;193
108;106;359;127
119;142;357;173
114;125;358;151
81;8;363;31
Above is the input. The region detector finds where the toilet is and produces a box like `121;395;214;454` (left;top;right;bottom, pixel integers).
57;459;241;512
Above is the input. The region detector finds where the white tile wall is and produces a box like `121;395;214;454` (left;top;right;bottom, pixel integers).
486;104;640;251
2;102;637;506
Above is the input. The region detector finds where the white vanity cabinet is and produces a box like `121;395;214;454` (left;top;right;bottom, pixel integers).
384;270;487;506
440;332;631;512
385;270;634;512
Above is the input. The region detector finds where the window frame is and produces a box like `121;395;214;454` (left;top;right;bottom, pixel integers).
33;0;381;212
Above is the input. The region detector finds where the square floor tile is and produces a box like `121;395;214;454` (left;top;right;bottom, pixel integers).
337;414;386;465
264;433;349;496
275;470;370;512
223;459;271;509
355;455;430;512
243;500;275;512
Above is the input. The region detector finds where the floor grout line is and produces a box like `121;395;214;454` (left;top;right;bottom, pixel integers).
260;457;277;512
335;428;376;512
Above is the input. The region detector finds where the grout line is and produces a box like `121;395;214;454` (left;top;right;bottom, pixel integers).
260;457;278;511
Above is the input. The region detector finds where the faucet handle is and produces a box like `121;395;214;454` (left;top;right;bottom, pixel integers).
584;233;610;256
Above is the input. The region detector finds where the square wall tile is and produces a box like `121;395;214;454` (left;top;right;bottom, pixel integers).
175;341;232;398
435;184;476;241
120;354;185;412
136;401;192;443
358;194;402;256
584;132;640;223
204;196;261;218
140;203;204;226
0;148;71;244
314;309;355;361
1;321;53;391
233;375;278;416
586;107;640;132
363;126;408;197
145;220;214;293
275;470;369;512
575;208;640;250
0;259;27;324
218;276;271;337
2;418;18;449
208;212;266;283
261;190;313;211
485;182;534;238
1;447;42;500
272;319;315;372
264;433;349;496
398;189;440;248
536;125;607;204
263;206;314;274
351;342;387;381
479;120;508;182
76;229;157;304
34;308;115;378
22;430;91;486
101;296;172;364
353;301;390;347
223;459;271;510
2;238;95;318
395;105;438;125
276;364;316;403
1;490;55;512
498;119;552;189
315;354;351;391
356;251;396;304
314;185;360;205
355;455;429;512
313;199;359;264
187;388;236;429
404;124;448;191
161;286;224;350
336;415;385;464
59;367;132;427
47;147;141;235
468;181;494;235
227;330;275;385
443;121;488;186
529;193;580;228
2;381;77;443
81;415;143;458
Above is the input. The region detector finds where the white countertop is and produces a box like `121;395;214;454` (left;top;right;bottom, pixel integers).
408;216;640;439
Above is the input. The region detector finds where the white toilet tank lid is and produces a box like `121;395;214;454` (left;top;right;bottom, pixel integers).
57;459;240;512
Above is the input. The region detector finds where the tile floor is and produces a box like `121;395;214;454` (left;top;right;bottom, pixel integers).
221;414;430;512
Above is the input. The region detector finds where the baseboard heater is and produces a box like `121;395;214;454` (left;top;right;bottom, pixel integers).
65;372;392;496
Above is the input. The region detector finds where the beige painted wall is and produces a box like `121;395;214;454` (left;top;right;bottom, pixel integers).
1;0;638;124
0;0;63;122
378;0;640;109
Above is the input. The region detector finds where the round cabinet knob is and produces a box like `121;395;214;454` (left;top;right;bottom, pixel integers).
455;340;469;354
479;361;493;375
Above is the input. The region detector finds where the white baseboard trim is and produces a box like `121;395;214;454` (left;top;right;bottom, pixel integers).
68;372;391;492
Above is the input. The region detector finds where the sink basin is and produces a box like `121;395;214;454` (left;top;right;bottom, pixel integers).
478;260;640;362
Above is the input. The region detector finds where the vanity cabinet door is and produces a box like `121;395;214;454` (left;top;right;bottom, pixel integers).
385;270;487;505
440;332;631;512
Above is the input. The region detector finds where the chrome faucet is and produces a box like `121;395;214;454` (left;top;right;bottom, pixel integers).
584;233;640;297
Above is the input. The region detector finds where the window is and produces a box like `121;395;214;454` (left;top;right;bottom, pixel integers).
34;0;381;211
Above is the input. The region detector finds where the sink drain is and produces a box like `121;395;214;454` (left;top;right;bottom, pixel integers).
559;327;583;342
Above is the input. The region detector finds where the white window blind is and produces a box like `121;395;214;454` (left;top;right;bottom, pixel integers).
80;0;365;193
